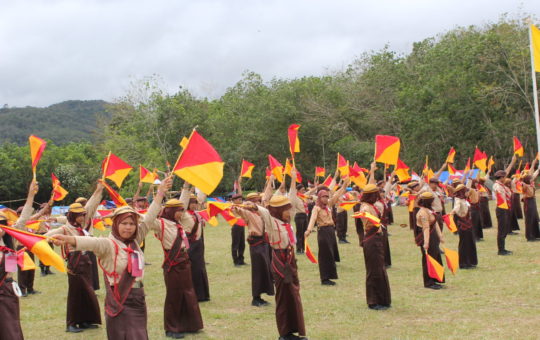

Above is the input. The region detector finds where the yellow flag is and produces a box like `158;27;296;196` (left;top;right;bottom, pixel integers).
532;25;540;72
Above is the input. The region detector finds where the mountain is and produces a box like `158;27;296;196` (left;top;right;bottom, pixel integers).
0;100;110;145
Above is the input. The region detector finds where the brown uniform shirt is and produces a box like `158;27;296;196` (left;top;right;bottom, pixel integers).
359;203;381;232
234;208;264;237
416;207;435;230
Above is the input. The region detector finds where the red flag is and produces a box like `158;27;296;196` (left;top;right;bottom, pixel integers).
51;173;68;201
102;152;133;187
102;181;128;207
240;160;255;178
442;214;458;232
288;124;300;157
315;167;326;177
0;226;65;272
464;158;471;172
513;136;524;157
426;254;444;282
268;155;284;181
374;135;400;165
173;130;224;195
139;165;157;184
473;147;487;171
446;147;456;163
322;175;333;187
305;239;317;264
16;248;36;271
29;135;47;175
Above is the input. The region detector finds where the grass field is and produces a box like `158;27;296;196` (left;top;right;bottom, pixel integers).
19;201;540;340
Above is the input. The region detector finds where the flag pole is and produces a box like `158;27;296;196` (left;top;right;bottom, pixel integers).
529;23;540;153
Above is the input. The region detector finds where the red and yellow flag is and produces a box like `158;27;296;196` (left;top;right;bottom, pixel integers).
513;137;524;157
339;202;357;211
473;147;488;172
240;160;255;178
322;175;333;187
0;208;18;224
374;135;400;165
17;248;36;271
408;194;417;212
352;211;381;226
442;214;458;232
496;192;509;209
337;153;349;176
220;209;246;226
487;156;495;172
102;152;133;187
25;220;45;231
315;167;326;178
92;218;106;231
464;157;471;172
395;159;411;182
305;239;317;264
139;165;157;184
197;210;219;227
29;135;47;176
173;130;224;195
448;163;457;175
531;24;540;72
268;155;284;182
444;247;459;274
426;253;444;282
51;173;68;201
102;181;128;207
207;201;232;217
446;147;456;163
288;124;301;157
0;226;65;272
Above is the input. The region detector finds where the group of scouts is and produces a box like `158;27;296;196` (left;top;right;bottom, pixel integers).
1;151;540;340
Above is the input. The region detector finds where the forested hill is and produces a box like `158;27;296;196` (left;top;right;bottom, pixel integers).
0;100;109;145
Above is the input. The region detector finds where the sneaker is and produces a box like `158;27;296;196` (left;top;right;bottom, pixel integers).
321;279;336;286
426;284;442;290
66;325;83;333
498;250;513;255
165;331;185;339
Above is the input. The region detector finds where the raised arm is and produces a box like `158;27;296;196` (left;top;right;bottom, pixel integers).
237;176;243;196
179;182;191;207
504;154;517;177
434;162;447;178
84;181;104;230
262;174;275;206
368;162;377;185
14;181;39;229
329;177;350;207
139;176;172;240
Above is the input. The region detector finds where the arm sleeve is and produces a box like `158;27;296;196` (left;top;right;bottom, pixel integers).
74;237;112;258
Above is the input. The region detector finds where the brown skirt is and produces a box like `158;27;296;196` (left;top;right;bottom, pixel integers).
524;197;540;240
248;239;275;298
88;251;100;290
66;253;101;327
479;196;493;228
188;238;210;301
455;215;478;268
416;226;444;287
106;288;148;340
317;226;338;281
363;232;391;306
382;226;391;267
272;249;305;337
0;279;24;340
512;193;523;219
163;253;203;333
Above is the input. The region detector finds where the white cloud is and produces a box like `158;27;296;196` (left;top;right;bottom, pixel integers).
1;0;538;106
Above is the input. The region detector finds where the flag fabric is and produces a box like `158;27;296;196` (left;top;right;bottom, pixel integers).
179;137;189;149
322;175;333;187
352;211;381;226
268;155;284;182
408;195;416;212
102;153;133;187
265;167;271;180
0;208;19;224
51;173;68;201
446;147;456;163
496;192;509;209
102;181;128;207
139;165;157;184
374;135;400;165
25;220;45;231
513;137;524;157
220;209;246;227
488;156;495;172
92;218;106;231
350;170;367;189
532;24;540;72
473;147;488;172
395;159;411;182
315;167;326;177
448;163;457;175
17;248;36;271
0;226;65;273
442;214;458;232
197;210;219;227
444;247;459;274
207;201;232;217
339;202;357;211
464;158;471;172
288;124;301;157
173;130;225;195
426;253;444;282
283;158;293;177
29;135;47;174
240;160;255;178
337;153;349;176
305;239;318;264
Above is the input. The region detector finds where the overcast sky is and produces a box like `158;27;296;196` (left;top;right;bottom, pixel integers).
1;0;539;107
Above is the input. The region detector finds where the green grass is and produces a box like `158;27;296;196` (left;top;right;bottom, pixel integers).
20;202;540;339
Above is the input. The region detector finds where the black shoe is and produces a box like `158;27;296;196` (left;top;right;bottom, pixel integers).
321;279;336;286
21;291;28;297
368;304;386;310
144;262;152;266
28;290;40;295
78;322;98;329
508;232;518;235
46;268;55;275
296;250;304;254
239;261;247;266
234;263;242;267
426;284;442;290
165;331;185;339
476;238;484;242
251;297;270;307
66;325;83;333
498;250;513;255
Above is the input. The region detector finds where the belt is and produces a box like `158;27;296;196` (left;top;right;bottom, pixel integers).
111;281;143;289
